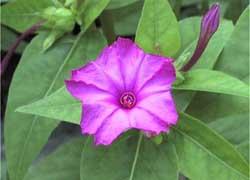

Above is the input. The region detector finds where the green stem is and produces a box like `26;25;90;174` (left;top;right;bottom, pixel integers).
100;10;116;44
129;133;143;180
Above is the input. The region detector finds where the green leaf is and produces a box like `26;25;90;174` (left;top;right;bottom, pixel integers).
173;69;249;98
174;113;249;180
236;142;249;162
216;6;249;80
106;0;140;10
1;159;7;180
79;0;112;31
80;134;178;180
112;1;143;36
209;115;249;146
16;87;81;125
177;17;200;56
24;137;84;180
1;0;52;32
135;0;181;57
5;31;106;180
208;114;249;162
173;91;195;112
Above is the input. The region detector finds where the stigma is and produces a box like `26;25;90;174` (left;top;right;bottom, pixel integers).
119;91;136;109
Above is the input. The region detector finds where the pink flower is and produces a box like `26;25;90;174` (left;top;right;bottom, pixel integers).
65;38;178;145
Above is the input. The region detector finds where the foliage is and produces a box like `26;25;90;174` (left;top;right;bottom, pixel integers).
1;0;249;180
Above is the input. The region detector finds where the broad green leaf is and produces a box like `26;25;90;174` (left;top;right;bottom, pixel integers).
209;115;249;146
112;1;143;36
80;134;178;180
106;0;140;10
177;17;200;56
208;114;249;162
16;87;81;125
1;0;52;32
216;6;249;80
186;88;249;123
174;18;234;111
5;31;106;180
24;137;84;180
174;113;249;180
79;0;112;31
236;142;249;162
1;25;27;53
5;34;68;180
1;159;7;180
174;69;249;98
135;0;181;57
173;91;195;112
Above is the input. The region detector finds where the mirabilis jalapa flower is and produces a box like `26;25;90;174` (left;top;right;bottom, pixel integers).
65;4;220;145
66;38;178;145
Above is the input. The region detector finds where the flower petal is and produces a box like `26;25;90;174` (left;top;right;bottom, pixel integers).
129;107;168;134
97;37;145;91
65;80;116;104
71;62;119;94
134;54;175;93
138;61;176;96
81;104;118;135
136;91;178;125
94;109;130;145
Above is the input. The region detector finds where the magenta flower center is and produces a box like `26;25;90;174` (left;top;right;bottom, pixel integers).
119;91;136;109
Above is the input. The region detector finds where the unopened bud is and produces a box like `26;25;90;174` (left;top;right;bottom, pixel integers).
181;4;220;71
42;7;75;31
